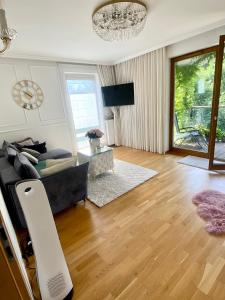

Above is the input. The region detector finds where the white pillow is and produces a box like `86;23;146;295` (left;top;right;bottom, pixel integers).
45;157;77;168
40;160;75;176
21;151;38;165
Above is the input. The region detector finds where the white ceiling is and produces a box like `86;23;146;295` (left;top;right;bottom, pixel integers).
3;0;225;64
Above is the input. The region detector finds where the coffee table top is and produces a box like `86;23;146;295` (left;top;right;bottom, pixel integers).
78;146;113;157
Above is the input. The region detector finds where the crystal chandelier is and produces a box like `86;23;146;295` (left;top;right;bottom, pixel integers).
92;1;147;41
0;1;17;54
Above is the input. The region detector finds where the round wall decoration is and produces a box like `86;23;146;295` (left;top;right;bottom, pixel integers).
12;80;44;110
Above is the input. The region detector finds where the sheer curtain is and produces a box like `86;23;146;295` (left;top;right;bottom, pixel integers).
114;48;166;154
97;65;121;146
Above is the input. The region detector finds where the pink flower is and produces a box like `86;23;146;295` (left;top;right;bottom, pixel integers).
85;128;104;139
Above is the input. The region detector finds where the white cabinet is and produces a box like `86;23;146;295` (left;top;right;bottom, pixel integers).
105;119;115;146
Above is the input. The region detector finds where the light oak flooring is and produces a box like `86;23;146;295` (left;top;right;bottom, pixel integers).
54;147;225;300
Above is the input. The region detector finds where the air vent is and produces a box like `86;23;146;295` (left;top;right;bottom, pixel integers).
47;272;66;298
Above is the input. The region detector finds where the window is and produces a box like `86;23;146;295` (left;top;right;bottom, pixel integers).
66;75;103;149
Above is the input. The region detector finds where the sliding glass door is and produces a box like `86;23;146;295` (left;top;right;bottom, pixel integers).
66;75;103;149
209;35;225;169
170;47;217;156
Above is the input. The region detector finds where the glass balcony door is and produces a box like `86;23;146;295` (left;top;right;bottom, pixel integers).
170;48;217;157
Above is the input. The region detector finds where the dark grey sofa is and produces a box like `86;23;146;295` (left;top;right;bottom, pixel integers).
0;143;89;228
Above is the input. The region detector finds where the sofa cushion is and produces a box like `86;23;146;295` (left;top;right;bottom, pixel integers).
38;148;72;161
0;149;4;158
24;142;47;154
40;160;75;177
45;157;76;167
14;153;40;180
5;147;18;165
0;157;12;170
34;160;47;175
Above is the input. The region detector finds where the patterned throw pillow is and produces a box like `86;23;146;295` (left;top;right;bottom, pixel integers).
22;148;40;158
21;152;38;165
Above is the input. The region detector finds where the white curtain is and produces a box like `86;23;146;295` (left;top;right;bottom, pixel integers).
114;48;166;154
97;65;121;146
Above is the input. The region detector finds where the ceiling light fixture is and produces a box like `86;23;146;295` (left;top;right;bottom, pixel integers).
0;1;17;54
92;0;147;42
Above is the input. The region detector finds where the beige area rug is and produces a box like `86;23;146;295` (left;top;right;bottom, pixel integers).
87;159;158;207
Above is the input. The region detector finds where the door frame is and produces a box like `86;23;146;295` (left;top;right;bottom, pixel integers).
169;46;218;158
208;35;225;170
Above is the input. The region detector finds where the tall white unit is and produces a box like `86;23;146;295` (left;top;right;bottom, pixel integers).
16;180;74;300
104;119;115;146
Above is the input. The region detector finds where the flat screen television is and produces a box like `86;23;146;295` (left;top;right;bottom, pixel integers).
101;83;134;107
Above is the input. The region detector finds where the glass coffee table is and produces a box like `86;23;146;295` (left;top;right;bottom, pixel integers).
77;146;114;178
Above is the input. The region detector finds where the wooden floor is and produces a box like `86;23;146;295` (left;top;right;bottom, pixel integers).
54;147;225;300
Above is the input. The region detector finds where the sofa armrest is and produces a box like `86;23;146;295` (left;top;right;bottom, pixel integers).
0;167;21;186
0;167;21;201
40;162;89;213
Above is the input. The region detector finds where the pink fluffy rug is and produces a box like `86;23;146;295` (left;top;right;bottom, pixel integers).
192;190;225;234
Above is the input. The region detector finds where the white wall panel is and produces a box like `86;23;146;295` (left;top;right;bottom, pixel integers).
0;58;74;153
30;65;65;123
0;64;27;129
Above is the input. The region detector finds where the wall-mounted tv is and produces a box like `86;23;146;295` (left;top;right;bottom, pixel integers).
101;83;134;107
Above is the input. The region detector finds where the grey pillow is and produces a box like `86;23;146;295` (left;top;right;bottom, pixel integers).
5;147;18;165
14;153;40;179
2;141;18;152
15;137;35;147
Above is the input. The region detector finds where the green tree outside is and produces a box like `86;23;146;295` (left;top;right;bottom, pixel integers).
174;51;225;142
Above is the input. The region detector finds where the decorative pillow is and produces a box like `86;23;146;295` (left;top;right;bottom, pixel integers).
14;153;40;179
5;146;18;164
22;148;40;158
24;142;47;154
40;160;75;177
2;141;18;152
45;157;77;168
21;152;38;165
15;137;35;147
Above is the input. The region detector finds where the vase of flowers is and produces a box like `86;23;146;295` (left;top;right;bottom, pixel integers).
85;129;104;152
